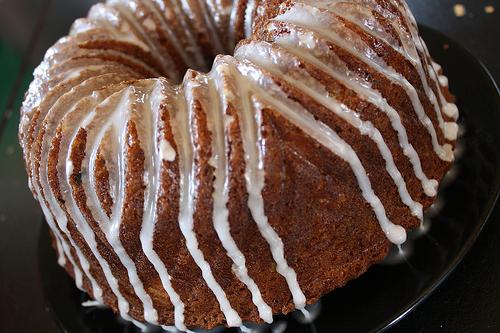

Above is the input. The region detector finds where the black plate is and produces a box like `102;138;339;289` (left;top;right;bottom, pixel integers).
37;25;500;333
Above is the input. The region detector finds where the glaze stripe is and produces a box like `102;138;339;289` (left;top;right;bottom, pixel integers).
65;91;134;320
232;62;308;311
83;85;158;323
139;80;188;331
234;59;407;245
271;36;438;196
208;66;273;323
173;80;242;327
272;4;455;162
237;41;423;219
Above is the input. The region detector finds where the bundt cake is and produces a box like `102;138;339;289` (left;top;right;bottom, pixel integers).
19;0;459;330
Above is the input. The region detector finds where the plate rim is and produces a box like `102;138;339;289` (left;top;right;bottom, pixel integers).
377;24;500;333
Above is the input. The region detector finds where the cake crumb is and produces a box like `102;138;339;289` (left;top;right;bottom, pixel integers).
484;5;495;14
453;4;466;17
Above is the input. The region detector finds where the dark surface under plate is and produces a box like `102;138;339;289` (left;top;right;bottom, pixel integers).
33;25;500;333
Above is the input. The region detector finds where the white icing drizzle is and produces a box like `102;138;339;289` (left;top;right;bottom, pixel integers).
384;0;458;132
293;300;321;323
173;79;241;327
139;80;188;331
422;43;459;121
244;0;256;38
41;215;82;291
204;0;227;34
323;1;403;54
34;77;138;302
271;4;455;162
228;0;243;50
23;74;97;192
270;33;438;196
56;91;134;321
370;0;454;132
152;0;207;70
131;319;148;331
443;102;459;120
178;0;223;61
83;85;158;323
438;74;448;87
87;3;152;52
234;59;407;244
55;65;110;84
208;65;273;323
237;42;423;219
82;299;103;307
39;200;85;290
229;61;308;310
54;233;67;266
198;0;225;55
106;0;178;79
143;0;200;70
159;138;176;161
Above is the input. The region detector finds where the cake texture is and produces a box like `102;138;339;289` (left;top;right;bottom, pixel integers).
19;0;459;330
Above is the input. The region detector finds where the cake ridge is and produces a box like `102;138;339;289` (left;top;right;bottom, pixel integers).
266;33;439;196
232;57;408;243
230;61;309;312
235;41;424;220
139;79;188;330
268;2;455;161
208;66;274;324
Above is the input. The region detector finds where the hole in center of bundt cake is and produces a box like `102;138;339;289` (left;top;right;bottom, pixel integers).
166;37;244;83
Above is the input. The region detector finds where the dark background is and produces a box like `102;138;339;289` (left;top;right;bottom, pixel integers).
0;0;498;332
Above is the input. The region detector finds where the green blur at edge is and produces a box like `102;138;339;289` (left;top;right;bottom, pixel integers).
0;39;34;162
